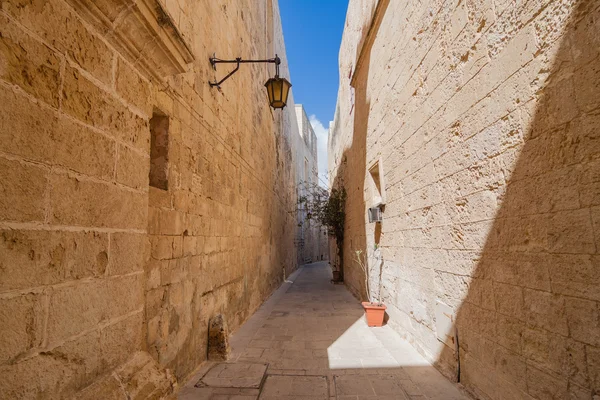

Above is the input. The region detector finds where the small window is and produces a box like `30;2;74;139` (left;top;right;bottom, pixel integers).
368;159;385;206
149;110;169;190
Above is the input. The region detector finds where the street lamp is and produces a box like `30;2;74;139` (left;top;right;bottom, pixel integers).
209;54;292;109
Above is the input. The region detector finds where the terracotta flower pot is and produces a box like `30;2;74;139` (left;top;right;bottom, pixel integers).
362;302;386;327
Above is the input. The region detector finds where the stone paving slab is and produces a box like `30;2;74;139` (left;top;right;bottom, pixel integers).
334;374;410;399
259;375;329;399
180;262;472;400
196;363;268;389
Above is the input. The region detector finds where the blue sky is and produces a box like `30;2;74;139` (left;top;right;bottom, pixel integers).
279;0;348;185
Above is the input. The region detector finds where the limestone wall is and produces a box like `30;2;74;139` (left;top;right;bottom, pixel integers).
0;0;298;398
331;0;600;398
295;104;327;264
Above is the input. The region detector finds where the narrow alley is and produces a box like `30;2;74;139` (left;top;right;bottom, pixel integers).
179;262;470;399
1;0;599;399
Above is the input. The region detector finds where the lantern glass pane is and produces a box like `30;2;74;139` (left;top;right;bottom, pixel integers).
273;80;283;102
265;80;274;103
281;79;291;105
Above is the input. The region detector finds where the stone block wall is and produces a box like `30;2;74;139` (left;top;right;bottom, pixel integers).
330;0;600;398
0;0;298;397
295;104;327;264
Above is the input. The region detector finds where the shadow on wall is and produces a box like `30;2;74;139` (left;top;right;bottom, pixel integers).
435;1;600;399
330;0;390;300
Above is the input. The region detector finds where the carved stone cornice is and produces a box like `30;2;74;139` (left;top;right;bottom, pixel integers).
66;0;194;80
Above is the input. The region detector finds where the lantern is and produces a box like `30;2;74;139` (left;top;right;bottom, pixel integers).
265;76;292;109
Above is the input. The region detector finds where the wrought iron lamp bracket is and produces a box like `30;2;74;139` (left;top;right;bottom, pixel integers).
209;53;281;88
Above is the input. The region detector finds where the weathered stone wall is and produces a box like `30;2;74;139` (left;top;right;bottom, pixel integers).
295;104;327;264
331;0;600;399
0;0;298;398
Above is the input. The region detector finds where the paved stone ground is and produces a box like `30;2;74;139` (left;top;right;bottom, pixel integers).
179;262;472;399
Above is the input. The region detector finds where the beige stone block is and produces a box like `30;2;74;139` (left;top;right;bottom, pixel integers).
449;220;495;251
116;145;149;190
509;168;580;215
0;13;61;107
0;294;44;363
183;235;196;256
0;229;108;291
116;57;152;115
172;236;183;258
566;297;600;347
521;328;588;386
496;215;549;253
168;280;184;307
568;384;593;400
46;274;143;343
188;255;202;276
523;289;568;336
160;259;186;286
522;326;550;364
460;351;496;399
493;282;524;321
0;87;116;179
173;190;191;213
562;339;589;388
493;345;527;391
49;172;147;229
204;236;219;254
549;254;600;302
151;235;173;260
115;352;175;399
145;285;167;318
108;232;148;276
146;314;160;347
433;271;469;309
559;114;600;173
573;56;600;113
495;314;524;353
146;261;161;290
1;326;110;398
1;0;114;84
0;158;47;222
491;253;551;292
159;209;184;235
466;277;496;311
538;76;579;133
458;302;497;338
0;344;78;398
147;207;160;235
76;373;126;400
61;66;149;151
592;206;600;252
588;345;600;393
155;90;174;115
526;364;568;400
100;311;143;370
149;186;171;208
47;328;104;393
547;209;596;254
579;161;600;208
